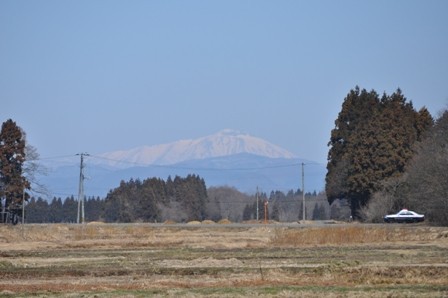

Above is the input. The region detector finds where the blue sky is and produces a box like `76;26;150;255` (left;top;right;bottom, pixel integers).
1;0;447;164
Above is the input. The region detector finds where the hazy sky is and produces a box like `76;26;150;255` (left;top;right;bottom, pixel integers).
1;0;447;163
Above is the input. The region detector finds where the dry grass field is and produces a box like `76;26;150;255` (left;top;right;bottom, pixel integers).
1;222;448;297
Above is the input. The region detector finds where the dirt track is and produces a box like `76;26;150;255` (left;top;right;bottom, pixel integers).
1;223;448;297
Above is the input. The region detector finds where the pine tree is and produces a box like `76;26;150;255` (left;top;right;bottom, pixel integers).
0;119;30;209
312;203;320;220
85;196;103;222
62;196;78;223
271;202;279;221
326;87;379;206
48;197;63;223
24;197;37;222
138;178;162;222
242;204;252;220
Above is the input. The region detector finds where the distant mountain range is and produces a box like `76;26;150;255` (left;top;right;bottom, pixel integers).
37;130;326;198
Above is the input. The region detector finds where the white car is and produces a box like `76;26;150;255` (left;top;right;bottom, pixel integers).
384;209;425;223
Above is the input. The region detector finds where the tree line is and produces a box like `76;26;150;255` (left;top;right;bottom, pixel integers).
24;184;333;223
25;196;102;223
24;175;207;223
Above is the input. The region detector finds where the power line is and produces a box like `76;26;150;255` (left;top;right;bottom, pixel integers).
88;154;315;171
28;154;77;161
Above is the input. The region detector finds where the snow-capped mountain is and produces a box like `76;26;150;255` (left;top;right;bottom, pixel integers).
37;130;325;198
98;129;297;167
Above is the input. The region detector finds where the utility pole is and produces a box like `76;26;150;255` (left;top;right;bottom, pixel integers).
264;201;268;224
22;190;25;225
77;153;88;224
256;186;259;222
302;162;305;221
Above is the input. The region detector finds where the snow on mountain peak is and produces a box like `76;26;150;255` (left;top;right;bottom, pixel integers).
99;129;297;166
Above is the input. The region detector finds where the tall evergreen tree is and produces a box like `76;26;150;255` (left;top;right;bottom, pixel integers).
180;174;207;221
48;197;63;223
62;196;78;223
0;119;30;209
326;87;433;217
242;204;253;221
24;197;37;222
326;88;380;212
85;196;104;222
312;203;320;220
138;178;162;222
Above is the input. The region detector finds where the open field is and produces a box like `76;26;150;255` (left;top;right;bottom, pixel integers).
1;222;448;297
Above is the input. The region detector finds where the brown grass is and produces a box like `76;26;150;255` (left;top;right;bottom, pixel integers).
0;223;447;297
270;225;442;246
218;218;232;224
